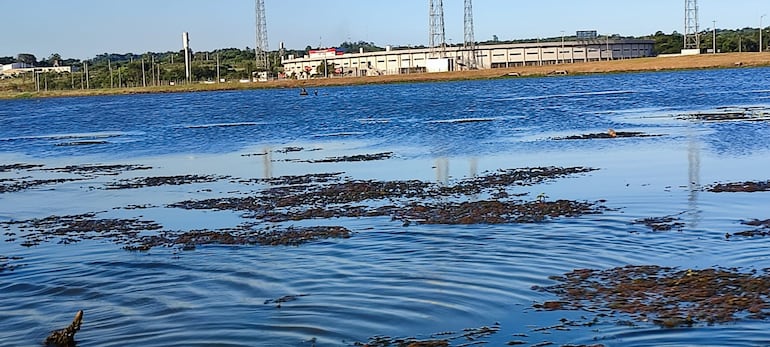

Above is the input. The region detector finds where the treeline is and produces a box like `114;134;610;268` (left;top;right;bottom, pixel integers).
650;28;767;54
0;47;306;92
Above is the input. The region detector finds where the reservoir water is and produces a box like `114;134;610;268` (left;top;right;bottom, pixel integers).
1;68;770;346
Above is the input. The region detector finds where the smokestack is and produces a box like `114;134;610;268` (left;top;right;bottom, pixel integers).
183;32;191;82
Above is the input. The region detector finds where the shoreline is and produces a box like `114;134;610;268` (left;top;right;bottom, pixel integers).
2;52;769;100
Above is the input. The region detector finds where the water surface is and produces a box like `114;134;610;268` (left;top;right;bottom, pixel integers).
2;68;770;346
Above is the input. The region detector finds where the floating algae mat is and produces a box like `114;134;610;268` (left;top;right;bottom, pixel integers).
535;266;770;327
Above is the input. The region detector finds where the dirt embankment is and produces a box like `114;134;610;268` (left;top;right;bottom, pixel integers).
2;53;768;99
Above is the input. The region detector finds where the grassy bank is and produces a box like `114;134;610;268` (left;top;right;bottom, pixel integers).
1;52;768;100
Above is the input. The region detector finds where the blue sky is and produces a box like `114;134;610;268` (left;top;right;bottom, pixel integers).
2;0;768;60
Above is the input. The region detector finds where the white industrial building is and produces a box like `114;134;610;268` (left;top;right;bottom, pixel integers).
281;38;655;78
1;62;72;76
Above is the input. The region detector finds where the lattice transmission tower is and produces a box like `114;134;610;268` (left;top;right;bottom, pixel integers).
429;0;446;57
463;0;477;69
684;0;700;50
255;0;269;70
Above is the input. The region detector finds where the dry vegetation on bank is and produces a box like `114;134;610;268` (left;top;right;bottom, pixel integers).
1;52;768;100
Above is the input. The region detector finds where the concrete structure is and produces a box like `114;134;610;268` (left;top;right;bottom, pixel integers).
281;39;655;78
1;63;72;76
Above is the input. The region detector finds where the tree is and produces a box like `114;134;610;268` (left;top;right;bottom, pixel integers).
650;31;684;54
339;41;384;53
17;53;37;65
0;56;14;64
315;61;334;77
45;53;62;67
492;35;499;42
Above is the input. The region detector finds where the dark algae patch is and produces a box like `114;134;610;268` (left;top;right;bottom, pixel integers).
2;166;602;250
105;174;227;189
633;214;685;232
725;219;770;239
0;163;153;193
1;213;162;247
0;177;84;194
169;166;602;224
534;265;770;327
264;294;310;308
0;256;25;272
553;130;661;140
40;164;152;176
123;226;352;251
706;180;770;193
0;163;44;172
395;200;600;225
678;106;770;122
309;152;393;163
354;324;500;347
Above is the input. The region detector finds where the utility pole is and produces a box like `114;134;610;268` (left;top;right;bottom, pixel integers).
84;62;89;89
761;15;767;53
712;20;716;54
216;53;221;83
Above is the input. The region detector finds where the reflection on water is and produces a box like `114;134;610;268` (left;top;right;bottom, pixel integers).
1;68;770;346
434;158;449;185
687;126;702;229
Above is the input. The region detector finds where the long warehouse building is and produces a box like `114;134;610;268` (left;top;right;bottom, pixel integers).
281;38;655;78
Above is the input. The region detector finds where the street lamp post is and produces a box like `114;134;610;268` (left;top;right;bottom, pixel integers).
712;20;717;54
762;15;767;53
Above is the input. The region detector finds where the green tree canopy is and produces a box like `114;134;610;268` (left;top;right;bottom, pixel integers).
339;41;384;53
16;53;37;65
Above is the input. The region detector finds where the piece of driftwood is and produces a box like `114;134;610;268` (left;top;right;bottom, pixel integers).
44;310;83;347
